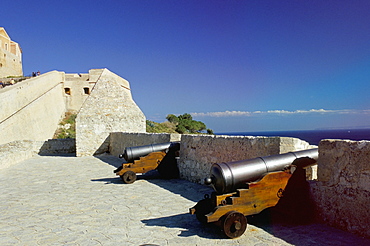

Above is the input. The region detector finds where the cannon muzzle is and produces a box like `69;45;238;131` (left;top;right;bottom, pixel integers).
206;148;318;194
121;142;180;162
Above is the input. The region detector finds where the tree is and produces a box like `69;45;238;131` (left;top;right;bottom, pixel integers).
166;114;179;124
176;124;187;134
178;113;192;121
175;117;207;134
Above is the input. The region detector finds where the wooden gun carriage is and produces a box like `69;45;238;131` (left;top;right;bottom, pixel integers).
190;148;318;238
114;142;180;183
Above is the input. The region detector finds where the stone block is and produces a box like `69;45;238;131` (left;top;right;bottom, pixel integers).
310;139;370;238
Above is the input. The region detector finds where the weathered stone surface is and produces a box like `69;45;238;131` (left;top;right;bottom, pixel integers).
310;139;370;238
0;139;76;169
0;71;66;145
38;139;76;155
0;140;43;169
76;69;146;157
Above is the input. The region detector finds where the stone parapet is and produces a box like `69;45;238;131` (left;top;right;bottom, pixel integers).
0;140;43;170
0;139;76;169
178;134;313;184
310;139;370;238
38;139;76;155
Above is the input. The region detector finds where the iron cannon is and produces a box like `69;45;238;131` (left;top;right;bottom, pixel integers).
205;148;318;194
190;148;318;238
114;142;180;183
120;142;177;163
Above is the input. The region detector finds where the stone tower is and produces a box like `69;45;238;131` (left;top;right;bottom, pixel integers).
76;69;146;156
0;27;22;78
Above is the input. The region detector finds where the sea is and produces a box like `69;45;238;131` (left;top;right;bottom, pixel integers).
216;128;370;146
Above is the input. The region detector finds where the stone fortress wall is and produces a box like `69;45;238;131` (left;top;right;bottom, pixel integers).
0;27;22;78
0;68;146;154
0;71;66;145
75;69;146;156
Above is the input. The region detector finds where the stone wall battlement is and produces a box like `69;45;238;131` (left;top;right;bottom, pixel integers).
311;139;370;238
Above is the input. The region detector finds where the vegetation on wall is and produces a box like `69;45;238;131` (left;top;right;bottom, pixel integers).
53;112;77;139
146;113;214;135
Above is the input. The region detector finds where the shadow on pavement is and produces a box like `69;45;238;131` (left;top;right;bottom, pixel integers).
147;178;214;203
90;177;124;184
90;158;213;203
142;210;370;244
141;213;223;239
247;210;370;246
94;154;123;168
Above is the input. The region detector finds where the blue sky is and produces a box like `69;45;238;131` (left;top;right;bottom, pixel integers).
3;0;370;132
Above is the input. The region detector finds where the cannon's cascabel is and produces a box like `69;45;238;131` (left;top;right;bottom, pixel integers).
206;148;318;194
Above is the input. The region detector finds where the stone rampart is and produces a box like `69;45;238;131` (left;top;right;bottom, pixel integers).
0;71;64;123
178;134;314;183
0;71;66;145
38;139;76;155
0;140;43;169
76;69;146;157
310;139;370;238
0;139;75;169
109;132;181;157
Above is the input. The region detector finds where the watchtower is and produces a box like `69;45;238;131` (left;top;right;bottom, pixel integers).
0;27;23;78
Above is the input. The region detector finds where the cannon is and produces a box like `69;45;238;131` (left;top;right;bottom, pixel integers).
190;148;318;238
114;142;180;184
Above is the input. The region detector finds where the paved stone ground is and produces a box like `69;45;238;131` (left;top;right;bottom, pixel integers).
1;155;370;246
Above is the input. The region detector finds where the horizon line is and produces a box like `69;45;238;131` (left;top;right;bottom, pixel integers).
191;109;370;117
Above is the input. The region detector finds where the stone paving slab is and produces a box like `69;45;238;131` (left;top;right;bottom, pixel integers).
1;155;369;245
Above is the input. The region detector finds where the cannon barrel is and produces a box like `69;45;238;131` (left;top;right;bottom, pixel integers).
121;142;180;162
205;148;318;194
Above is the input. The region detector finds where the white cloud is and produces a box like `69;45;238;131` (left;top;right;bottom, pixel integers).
191;109;370;117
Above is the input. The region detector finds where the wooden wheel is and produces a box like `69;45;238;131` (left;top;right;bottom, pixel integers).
221;211;247;238
121;171;137;184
